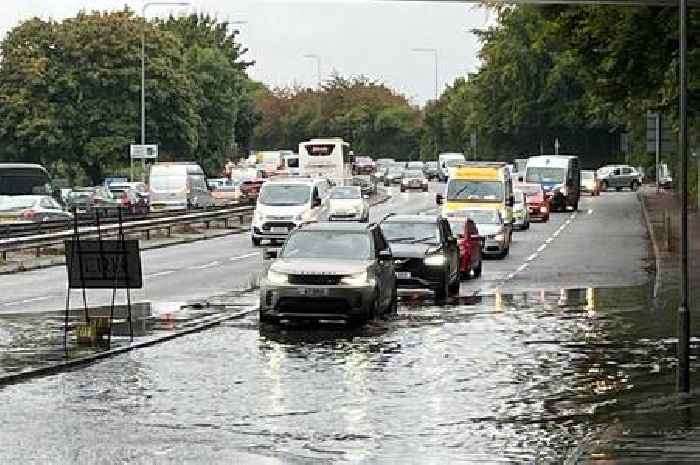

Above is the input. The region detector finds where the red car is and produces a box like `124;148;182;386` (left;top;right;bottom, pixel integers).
240;178;264;202
519;183;550;222
448;217;483;280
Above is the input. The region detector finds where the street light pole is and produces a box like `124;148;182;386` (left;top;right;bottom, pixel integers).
140;1;190;181
677;0;690;394
411;48;438;101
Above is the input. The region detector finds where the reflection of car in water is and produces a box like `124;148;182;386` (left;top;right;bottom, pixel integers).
259;222;397;325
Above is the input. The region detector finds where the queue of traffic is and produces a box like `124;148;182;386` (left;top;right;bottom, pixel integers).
254;152;650;327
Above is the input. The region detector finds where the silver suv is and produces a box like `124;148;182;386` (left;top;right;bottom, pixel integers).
259;222;397;325
598;165;643;192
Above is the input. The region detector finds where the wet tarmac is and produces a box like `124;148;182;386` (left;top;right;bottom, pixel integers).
2;282;698;464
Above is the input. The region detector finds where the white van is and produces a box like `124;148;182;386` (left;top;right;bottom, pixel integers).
437;153;466;182
148;162;214;212
251;177;331;246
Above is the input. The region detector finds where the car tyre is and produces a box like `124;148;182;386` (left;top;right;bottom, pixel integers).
252;236;261;247
631;180;640;192
434;276;449;301
473;260;482;279
523;220;530;230
448;276;460;296
601;181;608;191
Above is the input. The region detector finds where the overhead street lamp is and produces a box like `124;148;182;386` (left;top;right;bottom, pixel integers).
303;53;322;88
411;48;438;101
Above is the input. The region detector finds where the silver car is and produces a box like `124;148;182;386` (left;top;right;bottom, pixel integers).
0;195;73;223
512;190;530;230
327;186;369;222
259;222;397;325
598;165;643;192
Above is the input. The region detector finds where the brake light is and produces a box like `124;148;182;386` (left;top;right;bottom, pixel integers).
21;209;36;220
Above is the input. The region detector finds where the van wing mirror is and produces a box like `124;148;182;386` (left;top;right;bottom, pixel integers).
506;197;515;207
313;197;322;207
435;193;444;205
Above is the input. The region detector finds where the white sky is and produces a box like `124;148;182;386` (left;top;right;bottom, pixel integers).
1;0;494;106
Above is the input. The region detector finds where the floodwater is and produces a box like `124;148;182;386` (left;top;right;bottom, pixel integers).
0;283;698;464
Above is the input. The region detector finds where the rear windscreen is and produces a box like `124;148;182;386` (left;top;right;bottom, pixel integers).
0;168;51;195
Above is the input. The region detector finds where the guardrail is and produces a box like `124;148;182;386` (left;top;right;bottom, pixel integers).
0;202;253;239
0;205;255;261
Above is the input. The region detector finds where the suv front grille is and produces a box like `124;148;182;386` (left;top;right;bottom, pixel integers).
277;297;350;314
393;257;424;273
262;222;295;231
288;274;343;285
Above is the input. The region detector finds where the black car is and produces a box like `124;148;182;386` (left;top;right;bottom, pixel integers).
352;175;376;197
423;161;440;180
380;214;461;299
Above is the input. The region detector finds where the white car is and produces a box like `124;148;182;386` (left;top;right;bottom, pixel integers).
327;186;369;222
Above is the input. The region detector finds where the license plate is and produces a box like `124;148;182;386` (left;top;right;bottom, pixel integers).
299;288;329;297
396;271;411;279
270;227;288;234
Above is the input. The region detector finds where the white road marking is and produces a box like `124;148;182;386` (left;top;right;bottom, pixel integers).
0;296;50;307
229;252;260;262
190;260;221;270
545;238;554;244
537;244;547;253
587;209;594;215
526;253;539;262
146;270;175;279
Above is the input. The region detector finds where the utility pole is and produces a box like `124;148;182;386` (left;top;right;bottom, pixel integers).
554;138;560;155
678;0;690;394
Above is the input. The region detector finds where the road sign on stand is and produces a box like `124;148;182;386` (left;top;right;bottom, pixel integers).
646;113;676;154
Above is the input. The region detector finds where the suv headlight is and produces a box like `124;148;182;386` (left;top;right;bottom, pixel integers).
424;254;445;266
267;270;288;284
341;271;370;286
494;230;505;241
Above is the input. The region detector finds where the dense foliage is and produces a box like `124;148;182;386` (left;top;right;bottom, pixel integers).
252;75;423;161
0;9;256;183
423;5;699;171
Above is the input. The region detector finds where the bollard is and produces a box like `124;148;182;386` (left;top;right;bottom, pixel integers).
666;212;673;252
167;226;172;238
146;229;151;241
224;218;230;229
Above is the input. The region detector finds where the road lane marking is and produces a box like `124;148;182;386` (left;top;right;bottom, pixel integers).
587;209;594;215
146;270;175;279
190;260;221;270
537;244;547;253
526;253;538;262
0;296;50;307
229;252;260;262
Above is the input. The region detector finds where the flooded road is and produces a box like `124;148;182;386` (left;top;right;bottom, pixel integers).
2;283;695;464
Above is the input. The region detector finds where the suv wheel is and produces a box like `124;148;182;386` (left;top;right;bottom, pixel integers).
448;273;460;296
252;236;261;247
631;180;640;191
473;260;482;279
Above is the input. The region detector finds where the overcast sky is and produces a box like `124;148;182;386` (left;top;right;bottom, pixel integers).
2;0;494;106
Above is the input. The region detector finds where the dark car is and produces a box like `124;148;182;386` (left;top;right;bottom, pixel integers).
423;161;440;180
352;156;376;175
384;166;405;186
380;214;461;299
400;170;428;192
352;175;376;197
108;185;149;215
66;187;123;218
447;216;483;280
259;222;397;325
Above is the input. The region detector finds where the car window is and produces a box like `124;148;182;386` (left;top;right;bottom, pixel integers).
381;221;440;245
281;231;371;260
622;167;632;175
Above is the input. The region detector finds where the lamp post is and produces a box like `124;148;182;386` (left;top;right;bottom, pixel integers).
411;48;438;101
140;1;191;180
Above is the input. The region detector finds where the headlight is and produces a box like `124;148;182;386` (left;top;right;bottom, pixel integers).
402;179;409;184
495;233;505;242
266;270;288;284
424;254;445;266
341;271;370;286
540;206;548;213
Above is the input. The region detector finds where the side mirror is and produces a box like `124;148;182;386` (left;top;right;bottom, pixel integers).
518;175;524;183
469;233;480;241
435;193;444;205
506;197;515;207
378;249;393;261
313;197;322;207
263;248;278;260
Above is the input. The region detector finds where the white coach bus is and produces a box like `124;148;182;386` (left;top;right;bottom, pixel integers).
299;138;349;184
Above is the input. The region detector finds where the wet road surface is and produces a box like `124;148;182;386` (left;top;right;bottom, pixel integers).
1;189;690;464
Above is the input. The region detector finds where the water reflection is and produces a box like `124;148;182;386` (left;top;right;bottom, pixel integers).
2;283;698;464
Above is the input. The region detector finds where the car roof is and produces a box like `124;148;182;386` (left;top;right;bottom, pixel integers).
298;222;372;232
382;214;438;224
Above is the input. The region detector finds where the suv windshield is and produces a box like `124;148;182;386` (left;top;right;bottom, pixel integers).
447;180;503;201
518;185;542;196
526;167;566;184
281;231;371;260
259;184;311;206
381;222;440;245
404;170;424;178
151;175;186;191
